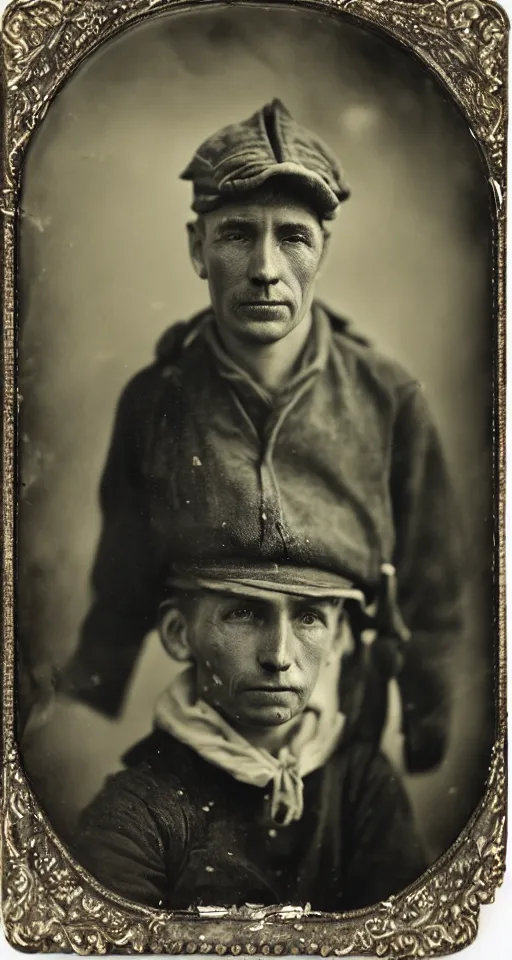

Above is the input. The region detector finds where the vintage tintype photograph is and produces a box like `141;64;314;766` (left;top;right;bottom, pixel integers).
0;0;507;956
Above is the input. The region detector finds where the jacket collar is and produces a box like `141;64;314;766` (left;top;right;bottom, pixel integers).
202;301;332;411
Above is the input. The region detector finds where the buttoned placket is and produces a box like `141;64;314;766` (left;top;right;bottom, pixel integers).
203;309;330;560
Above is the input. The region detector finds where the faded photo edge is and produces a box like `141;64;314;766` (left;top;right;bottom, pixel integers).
0;0;508;957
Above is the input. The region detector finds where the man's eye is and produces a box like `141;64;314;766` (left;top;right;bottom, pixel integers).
226;608;256;622
298;612;323;627
283;234;308;245
224;232;247;242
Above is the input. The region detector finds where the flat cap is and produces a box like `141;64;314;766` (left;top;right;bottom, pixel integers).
180;99;350;220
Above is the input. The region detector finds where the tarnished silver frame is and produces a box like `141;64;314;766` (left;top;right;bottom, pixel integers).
0;0;507;955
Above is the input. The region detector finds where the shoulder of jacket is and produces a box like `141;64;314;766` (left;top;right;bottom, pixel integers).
79;756;189;854
121;730;209;790
114;310;211;416
83;735;189;816
321;302;372;348
322;303;417;395
122;728;184;773
338;741;396;802
154;308;211;365
119;731;215;839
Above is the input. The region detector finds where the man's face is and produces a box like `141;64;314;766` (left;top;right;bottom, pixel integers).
189;186;326;346
184;589;343;731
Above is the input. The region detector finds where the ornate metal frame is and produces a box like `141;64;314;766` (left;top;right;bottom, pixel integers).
0;0;507;955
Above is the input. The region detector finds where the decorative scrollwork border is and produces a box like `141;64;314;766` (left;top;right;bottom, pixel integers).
1;0;508;956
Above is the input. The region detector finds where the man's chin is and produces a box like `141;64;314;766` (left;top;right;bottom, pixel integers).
227;314;300;345
235;695;302;728
246;708;295;727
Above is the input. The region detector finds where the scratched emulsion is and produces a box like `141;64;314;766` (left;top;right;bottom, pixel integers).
17;5;494;864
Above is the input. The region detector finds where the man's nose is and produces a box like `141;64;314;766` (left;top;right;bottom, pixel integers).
257;616;293;672
248;236;280;286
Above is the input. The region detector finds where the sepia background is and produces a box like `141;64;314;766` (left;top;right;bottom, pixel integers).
17;4;495;867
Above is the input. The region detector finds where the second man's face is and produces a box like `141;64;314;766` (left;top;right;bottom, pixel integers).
185;589;343;733
190;188;326;347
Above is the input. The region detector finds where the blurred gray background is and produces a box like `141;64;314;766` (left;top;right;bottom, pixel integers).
17;4;494;865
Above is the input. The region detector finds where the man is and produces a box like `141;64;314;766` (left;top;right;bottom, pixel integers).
59;99;463;773
73;568;426;910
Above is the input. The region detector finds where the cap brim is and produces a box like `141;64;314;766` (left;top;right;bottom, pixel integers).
167;562;365;603
193;162;349;221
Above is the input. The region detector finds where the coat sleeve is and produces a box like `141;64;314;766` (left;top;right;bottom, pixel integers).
73;769;187;908
390;382;464;772
341;746;427;909
57;371;163;716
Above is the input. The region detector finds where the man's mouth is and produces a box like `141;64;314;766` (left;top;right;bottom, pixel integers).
237;301;290;313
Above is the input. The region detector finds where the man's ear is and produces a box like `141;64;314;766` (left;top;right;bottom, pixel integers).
187;220;208;280
159;602;193;662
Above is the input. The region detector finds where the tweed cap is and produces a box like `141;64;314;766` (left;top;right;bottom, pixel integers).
180;99;350;220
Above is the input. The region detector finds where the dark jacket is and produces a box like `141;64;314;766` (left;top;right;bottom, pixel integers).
60;303;463;771
73;728;427;911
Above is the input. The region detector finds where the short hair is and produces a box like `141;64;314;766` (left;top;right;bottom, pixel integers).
159;587;201;620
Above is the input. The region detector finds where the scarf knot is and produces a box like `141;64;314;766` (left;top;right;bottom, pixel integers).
271;750;305;825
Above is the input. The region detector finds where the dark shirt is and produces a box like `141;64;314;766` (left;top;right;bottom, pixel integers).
61;303;463;771
73;729;427;912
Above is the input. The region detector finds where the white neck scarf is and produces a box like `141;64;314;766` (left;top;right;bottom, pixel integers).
154;667;345;826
